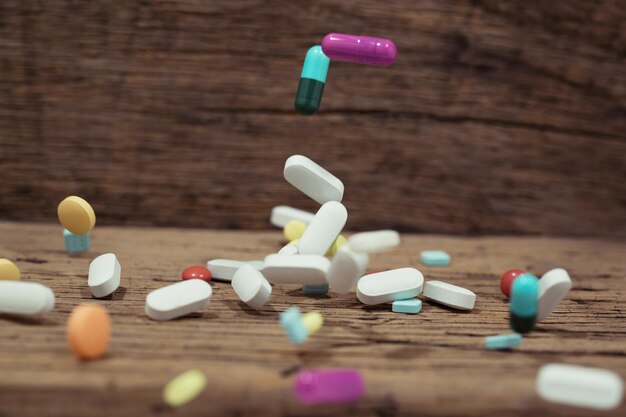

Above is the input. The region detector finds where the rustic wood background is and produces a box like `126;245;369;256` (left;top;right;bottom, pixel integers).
0;1;625;236
1;221;625;416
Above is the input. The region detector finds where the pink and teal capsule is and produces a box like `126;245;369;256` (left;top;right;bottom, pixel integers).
295;46;330;115
321;33;397;66
510;273;539;334
63;229;90;254
294;368;365;404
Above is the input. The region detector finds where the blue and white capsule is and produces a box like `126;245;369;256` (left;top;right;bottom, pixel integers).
509;273;539;334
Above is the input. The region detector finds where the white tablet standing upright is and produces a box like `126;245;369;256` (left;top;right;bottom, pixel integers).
231;265;272;309
88;253;121;298
537;268;572;321
283;155;344;204
298;201;347;255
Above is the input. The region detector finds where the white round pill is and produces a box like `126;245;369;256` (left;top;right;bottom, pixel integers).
231;265;272;310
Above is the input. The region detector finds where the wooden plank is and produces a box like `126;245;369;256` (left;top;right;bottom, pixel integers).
0;221;625;416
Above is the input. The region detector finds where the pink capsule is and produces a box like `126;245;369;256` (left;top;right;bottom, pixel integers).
321;33;397;66
294;368;365;404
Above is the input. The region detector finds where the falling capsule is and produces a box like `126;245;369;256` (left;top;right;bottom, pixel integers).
321;33;397;67
294;46;329;115
510;273;539;334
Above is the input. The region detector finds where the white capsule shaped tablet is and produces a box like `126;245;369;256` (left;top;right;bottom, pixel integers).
298;202;348;255
538;268;572;321
270;205;315;228
357;268;424;305
283;155;344;204
327;246;369;294
537;363;623;410
0;281;55;315
423;280;476;310
277;243;299;255
206;259;257;282
145;279;212;321
261;254;330;285
348;230;400;253
231;265;272;309
88;253;121;298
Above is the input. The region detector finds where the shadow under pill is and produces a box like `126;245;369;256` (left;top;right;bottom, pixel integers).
286;288;331;299
423;300;476;314
0;314;57;326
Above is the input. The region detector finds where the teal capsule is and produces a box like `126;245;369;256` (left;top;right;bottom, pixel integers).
295;46;330;115
510;273;539;334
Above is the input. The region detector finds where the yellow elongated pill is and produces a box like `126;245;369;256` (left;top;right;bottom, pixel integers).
0;259;20;281
57;196;96;235
284;220;307;242
326;235;347;257
163;369;207;407
302;311;324;335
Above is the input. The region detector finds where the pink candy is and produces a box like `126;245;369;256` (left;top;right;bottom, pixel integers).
294;368;365;404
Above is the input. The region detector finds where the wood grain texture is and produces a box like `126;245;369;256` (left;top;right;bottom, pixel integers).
0;0;625;236
0;221;625;417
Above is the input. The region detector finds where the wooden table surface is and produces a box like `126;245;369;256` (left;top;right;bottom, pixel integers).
0;221;625;417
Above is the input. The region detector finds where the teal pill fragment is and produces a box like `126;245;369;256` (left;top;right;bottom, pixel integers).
302;284;329;295
300;46;330;83
485;333;522;350
279;307;308;344
510;274;539;318
63;229;90;254
392;299;422;314
420;250;450;266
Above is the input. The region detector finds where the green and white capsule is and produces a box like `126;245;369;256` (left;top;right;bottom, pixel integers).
295;46;330;115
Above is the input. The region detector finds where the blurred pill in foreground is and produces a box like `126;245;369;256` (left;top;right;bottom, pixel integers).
294;369;365;404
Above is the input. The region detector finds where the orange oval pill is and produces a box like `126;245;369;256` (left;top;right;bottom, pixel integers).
67;304;111;360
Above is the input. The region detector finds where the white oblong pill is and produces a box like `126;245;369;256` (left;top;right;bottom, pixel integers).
231;265;272;309
357;268;424;305
538;268;572;321
348;230;400;253
283;155;344;204
145;279;212;321
298;201;347;255
88;253;121;298
260;254;330;285
277;243;299;255
270;205;315;228
537;363;623;410
0;281;55;315
207;259;246;282
423;280;476;310
327;246;369;294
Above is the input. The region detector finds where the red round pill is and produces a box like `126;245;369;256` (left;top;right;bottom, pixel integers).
181;266;212;282
500;268;526;298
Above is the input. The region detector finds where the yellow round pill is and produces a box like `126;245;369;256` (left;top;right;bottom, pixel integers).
302;311;324;336
0;259;20;281
283;220;307;242
57;196;96;235
163;369;207;407
326;235;347;257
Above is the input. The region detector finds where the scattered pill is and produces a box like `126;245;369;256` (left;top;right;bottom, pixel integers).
537;268;572;321
302;311;324;335
67;304;110;360
537;364;623;410
327;246;368;294
392;299;422;314
485;333;522;350
294;369;365;404
348;230;400;253
231;265;272;309
206;259;258;282
357;268;424;305
261;254;330;285
181;265;212;282
302;283;329;295
279;307;308;344
88;253;121;298
283;155;344;204
277;243;299;255
500;268;526;298
326;235;347;256
57;196;96;235
295;46;330;115
63;229;91;254
284;220;307;242
246;260;265;270
0;281;55;315
322;33;397;66
145;279;212;321
510;273;539;334
163;369;207;407
423;280;476;310
270;205;315;228
298;201;347;255
0;259;20;281
420;250;450;266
